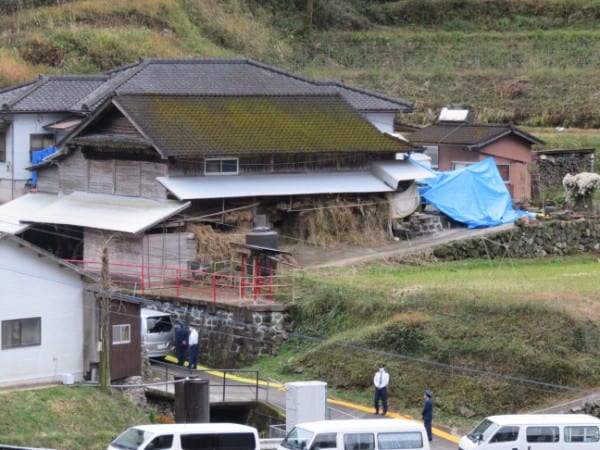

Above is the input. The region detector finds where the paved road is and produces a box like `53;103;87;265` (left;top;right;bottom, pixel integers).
154;360;460;450
287;223;517;268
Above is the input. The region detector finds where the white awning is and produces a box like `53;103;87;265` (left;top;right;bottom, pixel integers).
43;118;83;130
16;192;190;234
157;172;395;201
0;192;59;234
371;160;436;189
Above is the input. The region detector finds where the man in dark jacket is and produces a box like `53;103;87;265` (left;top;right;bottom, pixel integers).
422;389;433;442
175;321;189;366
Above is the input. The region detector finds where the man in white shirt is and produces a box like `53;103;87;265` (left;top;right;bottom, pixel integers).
188;325;199;370
373;363;389;415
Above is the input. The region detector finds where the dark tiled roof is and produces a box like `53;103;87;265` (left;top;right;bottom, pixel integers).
0;81;36;109
318;80;413;112
408;122;544;148
102;93;412;158
77;58;412;114
1;75;108;112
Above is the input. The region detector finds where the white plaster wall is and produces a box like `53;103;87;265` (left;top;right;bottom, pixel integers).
363;112;396;134
0;113;67;203
0;238;85;388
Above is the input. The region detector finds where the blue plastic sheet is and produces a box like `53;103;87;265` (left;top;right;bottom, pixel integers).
30;146;58;187
415;157;527;228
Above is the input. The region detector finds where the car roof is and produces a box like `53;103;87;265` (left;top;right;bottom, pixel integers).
140;307;171;318
486;414;600;426
293;419;424;433
130;423;258;433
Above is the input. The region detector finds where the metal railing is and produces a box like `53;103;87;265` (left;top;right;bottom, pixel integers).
149;359;265;402
67;259;294;303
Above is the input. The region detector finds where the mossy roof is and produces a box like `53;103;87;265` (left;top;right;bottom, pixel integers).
409;122;544;149
104;93;412;158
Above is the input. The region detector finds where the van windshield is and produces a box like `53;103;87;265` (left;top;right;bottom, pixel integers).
111;428;151;449
147;316;173;333
281;427;314;450
467;419;498;443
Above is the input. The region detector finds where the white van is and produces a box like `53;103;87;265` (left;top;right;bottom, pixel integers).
141;308;175;359
458;414;600;450
107;422;260;450
277;419;430;450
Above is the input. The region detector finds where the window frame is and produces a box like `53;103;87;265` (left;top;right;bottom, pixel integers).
112;323;131;345
1;317;42;349
422;146;439;169
564;425;600;443
526;426;559;443
204;157;239;176
0;130;6;163
29;133;54;158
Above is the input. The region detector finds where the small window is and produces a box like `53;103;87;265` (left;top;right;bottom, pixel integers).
2;317;41;349
311;433;337;450
112;324;131;345
565;426;600;443
496;164;510;182
147;434;173;449
344;433;375;450
205;158;239;175
526;426;559;443
30;133;54;158
490;426;519;443
0;131;6;163
423;146;438;169
378;431;423;449
451;161;474;171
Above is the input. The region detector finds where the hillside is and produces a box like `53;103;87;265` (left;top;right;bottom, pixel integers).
1;0;600;135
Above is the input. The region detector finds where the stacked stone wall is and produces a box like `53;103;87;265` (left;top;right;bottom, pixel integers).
145;296;289;368
432;219;600;260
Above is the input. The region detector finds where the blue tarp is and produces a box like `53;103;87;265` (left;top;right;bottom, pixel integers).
30;146;58;187
413;156;528;228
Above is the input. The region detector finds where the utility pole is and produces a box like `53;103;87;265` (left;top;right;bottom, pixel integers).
305;0;314;34
99;244;111;391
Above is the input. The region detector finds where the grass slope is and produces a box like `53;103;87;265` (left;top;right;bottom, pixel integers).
0;385;150;449
1;0;600;131
253;255;600;427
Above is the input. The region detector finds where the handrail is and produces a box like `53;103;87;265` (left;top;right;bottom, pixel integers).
66;259;293;303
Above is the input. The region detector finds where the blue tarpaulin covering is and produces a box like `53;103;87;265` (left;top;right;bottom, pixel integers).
413;156;527;228
30;146;58;187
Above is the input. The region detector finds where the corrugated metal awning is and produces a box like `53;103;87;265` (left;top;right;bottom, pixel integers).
157;172;395;201
16;192;190;234
0;192;59;234
371;160;437;189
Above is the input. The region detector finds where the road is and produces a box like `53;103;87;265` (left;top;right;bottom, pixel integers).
286;223;517;268
155;360;460;450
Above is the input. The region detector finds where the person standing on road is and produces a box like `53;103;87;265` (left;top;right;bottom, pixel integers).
422;389;433;442
188;325;199;370
373;363;389;415
175;321;189;366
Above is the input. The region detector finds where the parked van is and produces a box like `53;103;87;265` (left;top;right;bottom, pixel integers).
278;419;430;450
458;414;600;450
107;423;260;450
141;307;175;359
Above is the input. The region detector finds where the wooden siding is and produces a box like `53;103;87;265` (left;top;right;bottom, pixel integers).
116;160;142;196
90;109;139;135
141;162;168;198
89;160;115;194
84;229;198;282
109;301;141;380
36;166;59;193
59;151;88;192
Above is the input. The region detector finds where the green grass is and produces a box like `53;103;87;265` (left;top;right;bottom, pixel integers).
0;385;151;450
251;255;600;425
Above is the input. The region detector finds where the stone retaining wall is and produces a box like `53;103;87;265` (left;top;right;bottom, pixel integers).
144;296;288;368
432;219;600;260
